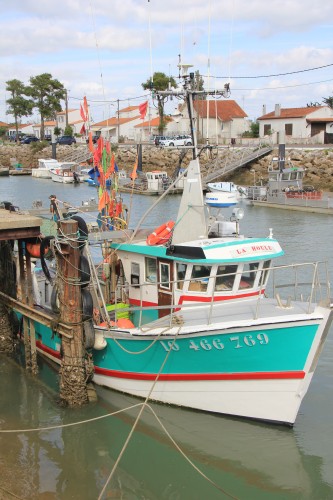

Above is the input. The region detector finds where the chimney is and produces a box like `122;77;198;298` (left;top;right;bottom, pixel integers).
262;104;266;116
275;104;281;117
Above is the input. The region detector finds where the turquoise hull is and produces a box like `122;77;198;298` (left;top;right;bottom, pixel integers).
30;318;318;378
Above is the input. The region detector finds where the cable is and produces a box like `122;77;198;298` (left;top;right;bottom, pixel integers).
204;62;333;79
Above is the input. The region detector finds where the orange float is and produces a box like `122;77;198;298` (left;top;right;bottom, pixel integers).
146;220;175;246
26;242;49;258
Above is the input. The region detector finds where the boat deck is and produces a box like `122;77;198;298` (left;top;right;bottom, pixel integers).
111;297;323;337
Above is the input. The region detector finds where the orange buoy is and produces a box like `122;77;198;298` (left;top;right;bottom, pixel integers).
26;242;49;258
99;318;135;329
146;220;175;246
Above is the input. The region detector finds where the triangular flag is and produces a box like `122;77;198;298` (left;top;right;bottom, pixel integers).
88;132;94;154
139;101;148;120
80;123;86;135
83;96;89;118
80;104;86;122
131;157;138;180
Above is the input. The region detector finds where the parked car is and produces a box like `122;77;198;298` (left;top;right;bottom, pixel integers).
86;135;100;144
56;135;76;145
20;135;39;144
43;135;52;143
154;135;170;146
159;135;192;147
9;134;25;142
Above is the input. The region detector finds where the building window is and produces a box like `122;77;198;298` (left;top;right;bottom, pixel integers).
285;124;293;136
264;124;271;135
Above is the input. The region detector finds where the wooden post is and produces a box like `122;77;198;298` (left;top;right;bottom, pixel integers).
0;241;17;353
25;249;38;375
18;240;32;370
57;220;89;406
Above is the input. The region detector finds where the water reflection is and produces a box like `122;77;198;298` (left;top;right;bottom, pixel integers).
1;355;332;500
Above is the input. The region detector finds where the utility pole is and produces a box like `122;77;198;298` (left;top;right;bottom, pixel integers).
117;99;120;142
65;89;69;128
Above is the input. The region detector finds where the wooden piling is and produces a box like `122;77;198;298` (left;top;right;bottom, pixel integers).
57;220;90;406
0;240;17;353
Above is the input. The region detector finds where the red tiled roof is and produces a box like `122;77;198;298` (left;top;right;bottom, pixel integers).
193;100;247;120
57;109;77;115
0;121;8;127
93;115;142;127
135;116;172;128
258;106;324;120
120;105;139;113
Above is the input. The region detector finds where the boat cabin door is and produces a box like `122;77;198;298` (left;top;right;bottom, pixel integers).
157;259;173;318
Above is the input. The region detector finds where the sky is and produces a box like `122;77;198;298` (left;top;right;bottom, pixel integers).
1;0;333;125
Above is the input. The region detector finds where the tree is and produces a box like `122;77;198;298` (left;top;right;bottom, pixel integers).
5;79;33;142
64;125;74;136
54;126;61;137
322;96;333;109
192;70;206;100
0;126;7;140
26;73;66;140
142;72;177;133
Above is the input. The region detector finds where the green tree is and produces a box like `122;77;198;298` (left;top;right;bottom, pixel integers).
5;79;33;142
322;96;333;108
54;126;61;137
26;73;66;140
192;70;206;99
142;72;177;133
0;126;7;140
64;125;74;136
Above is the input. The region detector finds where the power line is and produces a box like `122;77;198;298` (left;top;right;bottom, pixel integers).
233;77;333;91
203;62;333;79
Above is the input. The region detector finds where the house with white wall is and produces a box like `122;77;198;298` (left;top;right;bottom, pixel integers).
258;105;333;144
91;105;157;142
175;99;248;143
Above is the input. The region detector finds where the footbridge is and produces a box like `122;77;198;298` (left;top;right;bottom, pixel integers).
202;145;272;187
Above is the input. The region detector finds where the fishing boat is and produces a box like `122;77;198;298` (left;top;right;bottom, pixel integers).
248;151;333;213
27;67;333;425
50;165;75;183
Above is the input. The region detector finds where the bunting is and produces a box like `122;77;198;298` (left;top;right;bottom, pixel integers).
80;104;87;122
83;96;89;119
139;100;148;120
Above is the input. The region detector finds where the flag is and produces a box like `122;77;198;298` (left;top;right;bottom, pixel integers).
98;190;110;211
83;96;89;118
80;104;86;122
105;154;115;179
88;132;94;154
131;157;138;180
80;123;86;135
139;101;148;120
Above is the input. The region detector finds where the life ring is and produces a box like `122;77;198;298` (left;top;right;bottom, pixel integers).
146;220;175;246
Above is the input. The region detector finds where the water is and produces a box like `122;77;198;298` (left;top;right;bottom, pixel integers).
0;176;333;499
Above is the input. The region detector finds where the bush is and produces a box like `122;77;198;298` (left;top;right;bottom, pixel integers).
30;140;50;153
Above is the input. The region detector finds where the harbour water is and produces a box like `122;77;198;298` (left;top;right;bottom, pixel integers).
0;176;332;499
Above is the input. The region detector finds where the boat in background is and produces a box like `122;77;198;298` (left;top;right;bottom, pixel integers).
32;159;60;178
207;181;248;199
205;190;238;207
50;165;75;183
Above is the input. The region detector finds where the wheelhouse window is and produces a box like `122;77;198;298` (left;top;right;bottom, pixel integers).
239;263;259;289
145;257;157;283
259;260;271;287
131;262;140;286
189;265;211;292
159;262;170;290
176;263;187;290
215;265;237;291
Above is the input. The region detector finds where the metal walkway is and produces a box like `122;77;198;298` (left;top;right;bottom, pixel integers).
60;145;92;164
202;145;272;186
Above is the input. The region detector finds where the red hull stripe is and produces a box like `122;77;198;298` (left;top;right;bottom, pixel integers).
36;341;61;360
94;367;306;381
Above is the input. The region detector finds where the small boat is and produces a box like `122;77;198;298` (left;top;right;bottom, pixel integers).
50;166;74;183
0;167;9;176
205;191;238;207
207;181;248;199
22;67;333;426
32;159;60;179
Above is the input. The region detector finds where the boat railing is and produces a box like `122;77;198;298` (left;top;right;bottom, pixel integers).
103;260;331;329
